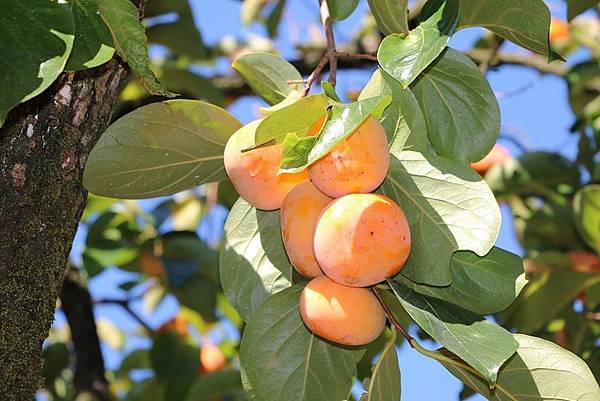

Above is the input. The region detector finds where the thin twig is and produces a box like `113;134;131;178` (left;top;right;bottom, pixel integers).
303;53;330;96
320;0;337;86
95;298;153;332
372;287;415;345
334;51;378;61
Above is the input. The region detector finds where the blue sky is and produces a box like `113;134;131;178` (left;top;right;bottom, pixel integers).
49;1;591;400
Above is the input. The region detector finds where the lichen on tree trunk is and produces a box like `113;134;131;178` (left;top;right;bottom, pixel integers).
0;59;129;400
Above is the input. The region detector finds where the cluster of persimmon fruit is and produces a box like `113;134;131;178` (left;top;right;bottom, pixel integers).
224;114;412;346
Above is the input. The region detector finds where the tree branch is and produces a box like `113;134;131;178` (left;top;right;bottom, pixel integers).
60;269;111;401
372;287;414;345
95;298;153;333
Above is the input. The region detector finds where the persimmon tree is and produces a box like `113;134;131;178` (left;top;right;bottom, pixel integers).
1;1;600;401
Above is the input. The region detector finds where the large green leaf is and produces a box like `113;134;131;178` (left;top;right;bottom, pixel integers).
280;95;392;173
327;0;360;21
502;270;600;333
363;330;401;401
399;247;527;315
389;281;518;386
567;0;600;21
255;94;329;145
220;199;293;321
97;0;173;97
359;69;428;153
367;0;409;35
378;0;459;88
232;52;303;105
84;100;241;199
574;185;600;253
412;48;500;163
65;0;115;71
240;285;363;401
458;0;552;57
381;151;501;286
442;334;600;400
0;0;75;126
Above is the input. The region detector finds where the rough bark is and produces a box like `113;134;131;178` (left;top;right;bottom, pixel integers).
0;59;129;401
60;269;111;401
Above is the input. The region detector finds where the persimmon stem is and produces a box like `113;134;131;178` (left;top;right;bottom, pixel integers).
372;287;415;346
303;1;379;96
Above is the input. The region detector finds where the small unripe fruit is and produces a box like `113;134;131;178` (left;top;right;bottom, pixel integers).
281;182;333;278
309;116;389;198
299;276;386;346
314;193;411;287
224;120;309;210
470;144;510;175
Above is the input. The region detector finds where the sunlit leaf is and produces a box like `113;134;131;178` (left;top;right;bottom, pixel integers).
84;100;241;199
381;151;501;286
0;0;75;126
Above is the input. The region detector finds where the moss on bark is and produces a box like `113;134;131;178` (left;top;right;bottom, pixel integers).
0;60;129;400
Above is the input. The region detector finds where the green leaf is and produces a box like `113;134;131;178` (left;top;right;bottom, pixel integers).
381;150;501;286
240;285;363;401
159;68;225;106
232;52;303;105
364;330;401;401
217;179;240;210
378;0;459;88
281;95;393;173
241;0;269;25
322;80;342;102
412;48;500;163
327;0;360;21
574;185;600;253
146;1;208;60
458;0;553;57
97;0;174;97
43;343;70;385
367;0;409;35
151;332;199;401
219;199;293;321
0;0;75;126
389;281;518;386
255;94;329;145
486;152;581;200
442;334;600;401
267;0;287;38
359;69;428;153
399;247;527;315
567;0;600;21
502;270;600;333
184;370;244;401
118;349;152;378
65;0;115;71
84;100;241;199
172;274;217;322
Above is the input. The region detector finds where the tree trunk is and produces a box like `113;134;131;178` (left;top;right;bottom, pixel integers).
60;269;111;401
0;59;129;401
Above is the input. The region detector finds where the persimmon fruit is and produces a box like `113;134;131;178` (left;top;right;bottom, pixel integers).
470;144;510;175
299;275;386;346
308;116;389;198
224;120;308;210
313;193;411;287
280;181;332;278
